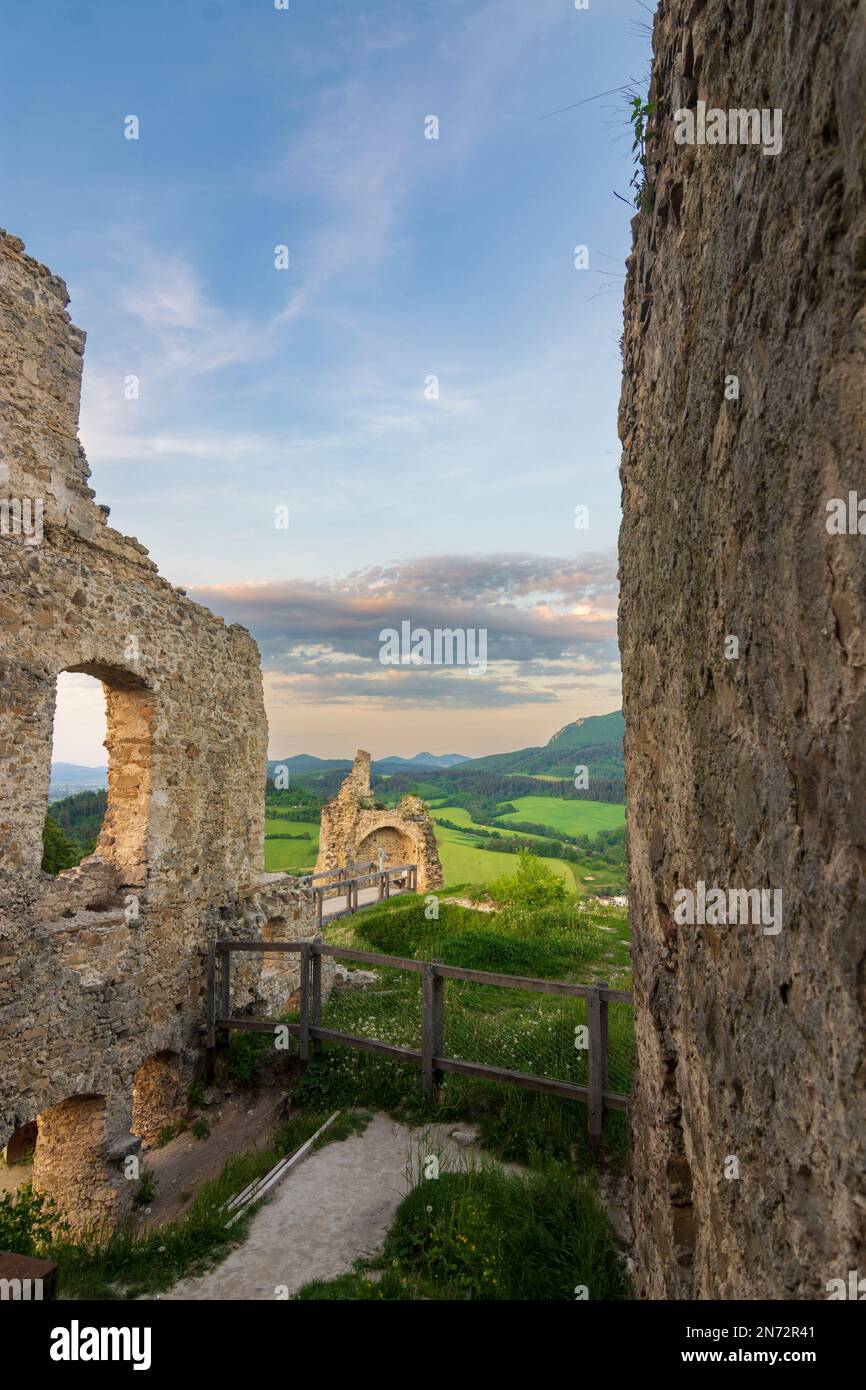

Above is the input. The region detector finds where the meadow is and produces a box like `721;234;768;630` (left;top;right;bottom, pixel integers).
429;805;580;891
263;817;319;873
496;796;626;837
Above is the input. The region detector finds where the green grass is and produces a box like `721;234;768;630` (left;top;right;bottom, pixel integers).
296;1158;630;1301
433;818;579;890
295;893;634;1169
495;796;626;837
263;818;319;872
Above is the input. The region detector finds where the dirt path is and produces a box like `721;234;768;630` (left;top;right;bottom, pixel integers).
161;1113;486;1300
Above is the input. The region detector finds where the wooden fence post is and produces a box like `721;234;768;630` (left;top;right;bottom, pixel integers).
431;960;444;1091
315;888;323;928
587;982;606;1148
422;961;446;1097
219;943;231;1026
205;942;216;1082
421;962;434;1096
597;977;610;1094
299;943;311;1062
311;946;322;1058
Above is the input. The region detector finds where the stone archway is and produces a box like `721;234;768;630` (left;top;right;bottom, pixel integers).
356;825;415;871
3;1119;37;1166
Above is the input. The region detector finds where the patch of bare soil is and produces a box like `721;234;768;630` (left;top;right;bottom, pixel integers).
137;1087;290;1229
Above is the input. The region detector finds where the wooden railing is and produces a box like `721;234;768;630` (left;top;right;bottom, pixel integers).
206;939;632;1144
299;863;419;925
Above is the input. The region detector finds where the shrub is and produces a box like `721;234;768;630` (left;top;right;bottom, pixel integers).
0;1183;69;1256
488;852;568;911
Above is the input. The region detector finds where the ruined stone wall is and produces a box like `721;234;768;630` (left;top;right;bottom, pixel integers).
0;231;321;1230
619;1;866;1297
316;751;443;892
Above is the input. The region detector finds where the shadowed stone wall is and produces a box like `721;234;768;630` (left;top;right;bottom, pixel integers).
619;1;866;1297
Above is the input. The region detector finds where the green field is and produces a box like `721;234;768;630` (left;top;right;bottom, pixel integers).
432;816;579;891
263;817;319;873
496;796;625;837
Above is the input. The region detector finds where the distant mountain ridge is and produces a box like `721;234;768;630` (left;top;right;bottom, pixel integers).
456;710;625;778
266;751;470;777
49;763;108;799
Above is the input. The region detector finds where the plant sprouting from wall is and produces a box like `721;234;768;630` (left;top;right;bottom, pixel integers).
628;93;656;213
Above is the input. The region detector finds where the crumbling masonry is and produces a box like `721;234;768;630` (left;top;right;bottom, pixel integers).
0;231;321;1232
619;0;866;1297
315;750;443;893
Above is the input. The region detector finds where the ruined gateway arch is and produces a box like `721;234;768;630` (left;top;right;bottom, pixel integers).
314;750;444;893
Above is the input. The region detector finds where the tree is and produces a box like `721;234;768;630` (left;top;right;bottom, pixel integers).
41;814;78;875
488;851;568;910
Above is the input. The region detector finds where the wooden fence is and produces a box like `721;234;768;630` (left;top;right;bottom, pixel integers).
206;938;633;1144
299;862;419;925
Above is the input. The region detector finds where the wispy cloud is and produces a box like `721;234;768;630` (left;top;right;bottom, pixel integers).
189;550;620;711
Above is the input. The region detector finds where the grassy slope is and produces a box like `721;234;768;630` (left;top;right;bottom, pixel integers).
495;796;625;837
432;818;579;891
263;818;320;872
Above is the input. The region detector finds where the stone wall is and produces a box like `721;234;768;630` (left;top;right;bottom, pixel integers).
618;1;866;1297
0;231;322;1231
315;751;443;893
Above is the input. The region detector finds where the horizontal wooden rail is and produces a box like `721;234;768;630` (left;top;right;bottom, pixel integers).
207;937;633;1141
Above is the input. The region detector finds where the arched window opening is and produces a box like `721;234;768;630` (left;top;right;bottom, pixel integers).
44;672;108;874
43;664;154;891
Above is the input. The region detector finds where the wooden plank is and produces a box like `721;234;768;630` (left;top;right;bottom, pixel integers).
311;1027;422;1064
0;1251;58;1299
205;941;216;1082
205;942;216;1048
421;962;435;1095
217;941;304;953
432;961;445;1090
587;984;604;1145
317;945;425;972
430;962;593;996
597;977;610;1092
224;1111;341;1228
311;950;322;1059
215;1018;301;1035
219;944;231;1022
434;1055;590;1101
299;943;311;1061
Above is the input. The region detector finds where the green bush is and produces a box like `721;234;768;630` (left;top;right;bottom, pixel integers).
0;1183;69;1256
488;852;567;910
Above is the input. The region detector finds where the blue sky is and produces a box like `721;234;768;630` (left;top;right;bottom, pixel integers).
2;0;650;762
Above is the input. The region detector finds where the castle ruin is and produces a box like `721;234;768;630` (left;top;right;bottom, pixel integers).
315;751;443;893
0;231;321;1232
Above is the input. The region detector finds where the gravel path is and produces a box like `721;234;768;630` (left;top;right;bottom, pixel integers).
161;1113;482;1300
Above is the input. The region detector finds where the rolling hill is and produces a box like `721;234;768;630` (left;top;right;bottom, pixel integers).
456;710;625;779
